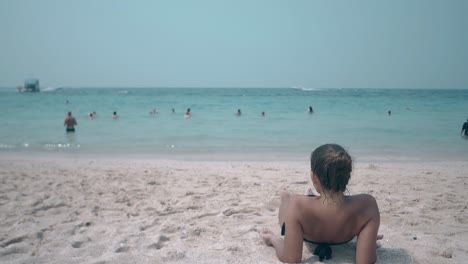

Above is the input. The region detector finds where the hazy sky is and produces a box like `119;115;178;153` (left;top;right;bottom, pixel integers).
1;0;467;88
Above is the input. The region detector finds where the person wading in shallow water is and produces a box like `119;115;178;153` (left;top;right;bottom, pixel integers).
259;144;381;263
461;118;468;137
64;111;77;132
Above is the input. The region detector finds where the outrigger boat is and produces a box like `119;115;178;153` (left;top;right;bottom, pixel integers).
17;78;40;92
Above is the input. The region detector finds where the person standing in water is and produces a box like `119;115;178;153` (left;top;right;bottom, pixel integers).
64;111;77;132
461;119;468;136
261;112;265;117
308;106;314;113
112;111;118;119
236;109;242;116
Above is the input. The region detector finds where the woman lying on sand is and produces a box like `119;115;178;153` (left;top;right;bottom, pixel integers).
259;144;381;263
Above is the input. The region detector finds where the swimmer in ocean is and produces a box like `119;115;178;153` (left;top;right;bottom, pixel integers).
112;111;118;119
236;109;242;116
308;106;314;113
261;112;265;117
184;108;191;119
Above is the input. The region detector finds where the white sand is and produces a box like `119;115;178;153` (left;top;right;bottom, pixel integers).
0;156;467;264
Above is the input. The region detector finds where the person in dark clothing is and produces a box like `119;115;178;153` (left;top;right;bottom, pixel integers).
461;119;468;136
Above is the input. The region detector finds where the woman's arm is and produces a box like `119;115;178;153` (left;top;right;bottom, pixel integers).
260;200;304;263
280;212;304;263
355;195;380;264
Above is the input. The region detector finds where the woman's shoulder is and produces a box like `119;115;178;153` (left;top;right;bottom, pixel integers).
348;193;378;207
291;193;320;203
287;194;320;211
348;194;380;216
349;193;377;202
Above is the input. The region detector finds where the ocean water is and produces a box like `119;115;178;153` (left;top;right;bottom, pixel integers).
0;87;467;161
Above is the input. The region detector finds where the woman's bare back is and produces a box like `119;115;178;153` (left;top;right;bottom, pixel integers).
294;194;378;244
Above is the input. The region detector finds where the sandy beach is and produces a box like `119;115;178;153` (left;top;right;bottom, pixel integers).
0;156;467;264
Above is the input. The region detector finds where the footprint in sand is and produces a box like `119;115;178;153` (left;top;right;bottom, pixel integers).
114;240;130;253
71;241;84;248
139;219;159;231
148;235;170;250
222;208;255;217
36;231;44;241
190;227;203;236
71;235;91;249
161;224;181;234
0;235;28;248
0;235;31;257
0;244;29;257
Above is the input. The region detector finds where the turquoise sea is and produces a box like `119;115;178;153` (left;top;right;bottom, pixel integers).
0;88;467;161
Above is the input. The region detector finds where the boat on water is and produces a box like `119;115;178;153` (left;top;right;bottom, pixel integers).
42;86;63;92
17;78;40;92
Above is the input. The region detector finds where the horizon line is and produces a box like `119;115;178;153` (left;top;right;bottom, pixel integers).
0;86;467;90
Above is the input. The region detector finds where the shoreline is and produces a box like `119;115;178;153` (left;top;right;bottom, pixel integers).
1;156;467;263
1;148;466;163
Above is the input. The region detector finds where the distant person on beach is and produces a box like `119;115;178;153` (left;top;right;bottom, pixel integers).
308;106;314;113
184;108;191;119
259;144;381;263
112;111;118;119
461;119;468;136
236;109;242;116
64;112;77;132
261;112;265;117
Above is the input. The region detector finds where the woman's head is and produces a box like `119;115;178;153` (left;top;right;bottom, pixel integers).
310;144;352;193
